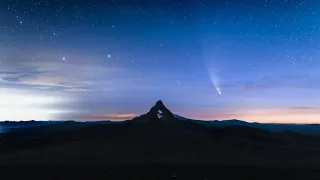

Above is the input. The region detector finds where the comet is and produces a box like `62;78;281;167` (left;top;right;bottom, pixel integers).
209;71;222;95
216;87;222;95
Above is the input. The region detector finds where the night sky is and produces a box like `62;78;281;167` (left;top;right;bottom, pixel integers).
1;0;320;123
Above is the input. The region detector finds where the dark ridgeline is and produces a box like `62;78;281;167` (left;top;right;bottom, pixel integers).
1;100;320;180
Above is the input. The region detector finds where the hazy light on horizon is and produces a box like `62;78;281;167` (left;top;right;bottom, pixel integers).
0;89;68;121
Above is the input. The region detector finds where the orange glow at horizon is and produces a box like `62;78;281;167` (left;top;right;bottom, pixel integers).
75;113;138;121
181;106;320;124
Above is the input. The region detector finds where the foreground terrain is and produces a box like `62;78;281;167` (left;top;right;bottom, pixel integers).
1;164;320;180
0;101;320;179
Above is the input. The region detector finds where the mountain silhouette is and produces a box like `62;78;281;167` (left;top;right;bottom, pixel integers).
134;100;175;123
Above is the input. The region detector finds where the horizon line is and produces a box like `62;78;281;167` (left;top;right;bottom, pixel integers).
0;118;318;125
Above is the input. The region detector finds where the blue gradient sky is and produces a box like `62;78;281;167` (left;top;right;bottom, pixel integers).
0;0;320;123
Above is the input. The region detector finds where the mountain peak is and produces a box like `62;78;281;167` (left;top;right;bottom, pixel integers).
148;100;174;120
133;100;175;122
154;100;167;110
155;100;164;106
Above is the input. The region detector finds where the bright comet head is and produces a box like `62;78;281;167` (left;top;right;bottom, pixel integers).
207;70;222;95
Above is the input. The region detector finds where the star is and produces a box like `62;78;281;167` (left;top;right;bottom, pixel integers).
108;54;111;58
62;56;66;61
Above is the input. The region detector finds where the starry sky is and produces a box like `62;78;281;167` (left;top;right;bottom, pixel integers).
0;0;320;123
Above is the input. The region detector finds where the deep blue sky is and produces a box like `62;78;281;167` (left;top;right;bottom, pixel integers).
0;0;320;123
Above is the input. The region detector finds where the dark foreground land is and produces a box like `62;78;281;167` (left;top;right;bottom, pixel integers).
1;101;320;179
1;164;320;180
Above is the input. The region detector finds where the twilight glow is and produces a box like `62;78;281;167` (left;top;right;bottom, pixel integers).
0;0;320;123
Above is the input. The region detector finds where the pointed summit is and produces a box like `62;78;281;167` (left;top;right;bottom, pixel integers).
133;100;176;123
155;100;164;106
147;100;174;120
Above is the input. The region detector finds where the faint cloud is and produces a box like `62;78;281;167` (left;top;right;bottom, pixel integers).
285;106;320;113
64;88;92;92
70;113;138;121
107;113;138;119
0;46;120;92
